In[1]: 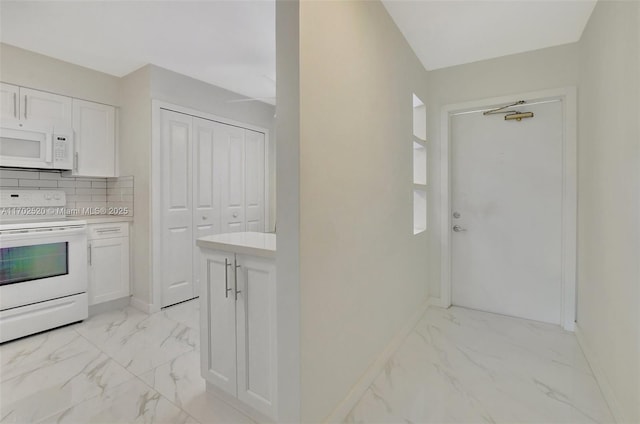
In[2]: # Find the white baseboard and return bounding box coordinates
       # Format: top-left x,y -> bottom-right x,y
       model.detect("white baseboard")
575,324 -> 626,423
89,296 -> 131,316
205,383 -> 273,424
324,298 -> 430,423
130,296 -> 152,314
427,295 -> 449,308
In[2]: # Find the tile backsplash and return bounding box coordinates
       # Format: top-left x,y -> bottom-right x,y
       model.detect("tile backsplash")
0,169 -> 134,216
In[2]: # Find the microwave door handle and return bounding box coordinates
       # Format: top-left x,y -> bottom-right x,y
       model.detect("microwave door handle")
45,133 -> 53,163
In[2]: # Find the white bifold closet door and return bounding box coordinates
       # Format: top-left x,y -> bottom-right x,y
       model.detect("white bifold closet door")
244,129 -> 266,232
161,109 -> 195,307
160,109 -> 266,308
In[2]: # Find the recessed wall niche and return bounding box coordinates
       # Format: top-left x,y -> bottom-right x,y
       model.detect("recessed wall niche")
413,141 -> 427,185
413,189 -> 427,235
412,93 -> 427,235
413,94 -> 426,141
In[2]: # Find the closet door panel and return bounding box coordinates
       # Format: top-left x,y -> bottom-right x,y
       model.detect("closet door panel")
215,122 -> 245,233
161,109 -> 195,307
193,118 -> 220,294
244,130 -> 265,232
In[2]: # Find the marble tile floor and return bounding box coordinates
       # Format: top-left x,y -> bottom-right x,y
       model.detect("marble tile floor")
346,306 -> 615,424
1,301 -> 615,424
0,299 -> 254,424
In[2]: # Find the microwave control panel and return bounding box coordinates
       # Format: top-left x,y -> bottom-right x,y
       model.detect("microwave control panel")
52,132 -> 73,169
54,135 -> 69,161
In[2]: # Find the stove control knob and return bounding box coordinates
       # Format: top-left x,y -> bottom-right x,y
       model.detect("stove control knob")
44,194 -> 52,200
53,194 -> 61,200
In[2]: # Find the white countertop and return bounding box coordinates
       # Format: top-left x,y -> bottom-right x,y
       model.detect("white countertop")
67,215 -> 134,224
197,232 -> 276,258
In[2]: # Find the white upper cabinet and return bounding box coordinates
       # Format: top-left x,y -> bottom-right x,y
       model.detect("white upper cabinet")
0,83 -> 118,177
21,87 -> 72,128
71,99 -> 116,177
0,83 -> 20,122
1,84 -> 72,128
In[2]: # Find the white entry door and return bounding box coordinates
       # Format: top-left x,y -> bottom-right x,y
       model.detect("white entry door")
161,109 -> 196,307
451,100 -> 564,324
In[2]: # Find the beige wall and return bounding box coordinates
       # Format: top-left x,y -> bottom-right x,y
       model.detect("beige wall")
274,1 -> 301,420
119,66 -> 152,305
298,1 -> 429,421
426,43 -> 580,299
0,43 -> 120,106
576,1 -> 640,422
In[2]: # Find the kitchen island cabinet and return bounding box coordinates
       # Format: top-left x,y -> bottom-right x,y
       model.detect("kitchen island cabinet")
196,232 -> 277,422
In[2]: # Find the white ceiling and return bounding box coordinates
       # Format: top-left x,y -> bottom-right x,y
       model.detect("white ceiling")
0,1 -> 276,103
1,1 -> 596,102
382,0 -> 597,71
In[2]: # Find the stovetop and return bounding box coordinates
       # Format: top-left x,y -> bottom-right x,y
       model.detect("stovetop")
0,189 -> 86,231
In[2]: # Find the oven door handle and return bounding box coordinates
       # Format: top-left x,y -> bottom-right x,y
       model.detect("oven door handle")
0,226 -> 87,241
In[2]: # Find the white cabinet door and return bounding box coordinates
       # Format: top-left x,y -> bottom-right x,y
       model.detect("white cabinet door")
0,83 -> 19,122
244,130 -> 265,232
201,250 -> 237,397
235,254 -> 277,418
21,87 -> 72,128
72,99 -> 116,177
192,117 -> 221,295
88,237 -> 130,305
161,109 -> 195,307
215,122 -> 246,233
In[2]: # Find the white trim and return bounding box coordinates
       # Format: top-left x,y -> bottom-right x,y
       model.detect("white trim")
325,299 -> 430,423
438,87 -> 578,331
130,296 -> 153,314
427,295 -> 449,308
151,100 -> 271,312
575,324 -> 625,423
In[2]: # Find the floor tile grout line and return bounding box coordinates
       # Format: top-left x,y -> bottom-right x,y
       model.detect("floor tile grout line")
71,304 -> 199,376
130,370 -> 203,424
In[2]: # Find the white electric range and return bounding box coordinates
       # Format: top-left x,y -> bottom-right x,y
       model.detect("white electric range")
0,189 -> 88,343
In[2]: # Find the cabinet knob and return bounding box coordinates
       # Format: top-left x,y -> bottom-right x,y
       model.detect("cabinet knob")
232,212 -> 239,218
202,216 -> 208,220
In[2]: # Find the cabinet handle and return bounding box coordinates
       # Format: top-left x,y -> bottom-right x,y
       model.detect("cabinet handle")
88,244 -> 92,265
24,95 -> 27,119
234,259 -> 241,301
96,228 -> 121,233
224,258 -> 232,298
13,92 -> 17,118
74,152 -> 78,172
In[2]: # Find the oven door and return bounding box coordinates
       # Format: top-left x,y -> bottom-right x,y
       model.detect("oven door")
0,226 -> 87,310
0,122 -> 53,169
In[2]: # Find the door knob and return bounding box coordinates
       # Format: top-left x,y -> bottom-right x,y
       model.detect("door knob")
453,211 -> 461,219
452,225 -> 467,232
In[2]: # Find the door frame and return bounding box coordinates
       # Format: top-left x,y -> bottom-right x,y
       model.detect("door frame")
438,87 -> 577,331
150,100 -> 271,312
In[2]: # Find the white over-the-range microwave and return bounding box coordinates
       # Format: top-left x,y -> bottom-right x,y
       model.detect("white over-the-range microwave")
0,121 -> 74,170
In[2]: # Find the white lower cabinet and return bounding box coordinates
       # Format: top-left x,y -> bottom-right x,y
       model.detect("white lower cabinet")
200,250 -> 277,420
87,223 -> 130,305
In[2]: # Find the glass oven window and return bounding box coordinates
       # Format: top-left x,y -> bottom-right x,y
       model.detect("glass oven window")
0,242 -> 69,286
